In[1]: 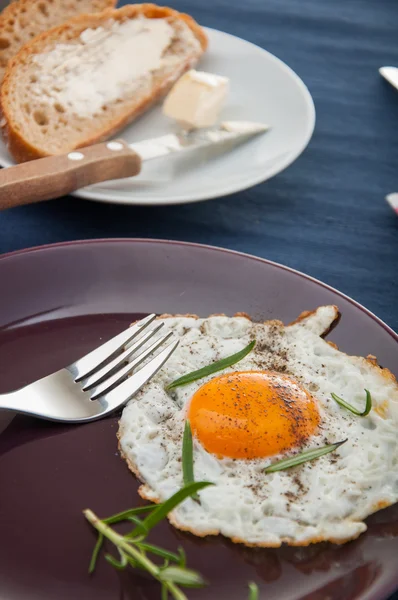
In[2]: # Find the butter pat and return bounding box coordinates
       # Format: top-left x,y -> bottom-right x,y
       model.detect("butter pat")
163,70 -> 229,129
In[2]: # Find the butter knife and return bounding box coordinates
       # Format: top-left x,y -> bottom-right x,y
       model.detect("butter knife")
0,121 -> 268,210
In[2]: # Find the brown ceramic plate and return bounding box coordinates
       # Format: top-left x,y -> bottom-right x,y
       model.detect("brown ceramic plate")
0,239 -> 397,600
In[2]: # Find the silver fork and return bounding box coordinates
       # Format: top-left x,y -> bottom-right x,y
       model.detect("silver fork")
0,314 -> 178,423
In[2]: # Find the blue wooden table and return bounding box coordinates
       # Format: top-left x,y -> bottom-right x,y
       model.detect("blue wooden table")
1,0 -> 397,332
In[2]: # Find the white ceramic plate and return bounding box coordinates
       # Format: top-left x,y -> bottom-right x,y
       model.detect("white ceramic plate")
0,27 -> 316,206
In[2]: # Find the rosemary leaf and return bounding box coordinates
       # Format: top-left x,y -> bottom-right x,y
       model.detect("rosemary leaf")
177,547 -> 186,568
103,505 -> 155,525
126,515 -> 149,539
133,481 -> 213,536
88,533 -> 103,574
166,340 -> 256,390
331,389 -> 372,416
248,582 -> 259,600
105,550 -> 128,570
264,439 -> 347,473
182,420 -> 198,501
135,542 -> 181,563
161,566 -> 207,588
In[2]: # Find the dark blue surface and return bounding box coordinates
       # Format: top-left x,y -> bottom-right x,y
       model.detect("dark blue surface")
1,0 -> 397,337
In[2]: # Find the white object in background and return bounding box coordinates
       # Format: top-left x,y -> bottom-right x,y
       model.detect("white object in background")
163,69 -> 229,129
379,66 -> 398,91
386,193 -> 398,216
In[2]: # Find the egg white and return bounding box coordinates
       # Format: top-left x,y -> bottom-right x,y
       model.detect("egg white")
118,306 -> 398,546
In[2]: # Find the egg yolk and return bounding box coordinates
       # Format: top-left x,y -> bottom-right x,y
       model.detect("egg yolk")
188,371 -> 320,459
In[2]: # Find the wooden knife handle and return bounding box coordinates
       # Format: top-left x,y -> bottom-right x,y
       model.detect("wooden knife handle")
0,140 -> 142,210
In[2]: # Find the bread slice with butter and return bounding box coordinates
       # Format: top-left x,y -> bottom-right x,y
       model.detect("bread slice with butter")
1,3 -> 207,162
0,0 -> 116,86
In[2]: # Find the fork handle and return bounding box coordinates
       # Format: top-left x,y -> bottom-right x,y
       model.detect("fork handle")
0,140 -> 142,210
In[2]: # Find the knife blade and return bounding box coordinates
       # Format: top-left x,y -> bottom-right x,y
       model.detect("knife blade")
0,121 -> 268,209
129,121 -> 269,161
379,66 -> 398,91
95,120 -> 269,189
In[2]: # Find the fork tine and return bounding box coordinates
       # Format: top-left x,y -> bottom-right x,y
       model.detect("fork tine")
90,332 -> 174,401
68,314 -> 156,381
99,339 -> 179,411
81,322 -> 164,391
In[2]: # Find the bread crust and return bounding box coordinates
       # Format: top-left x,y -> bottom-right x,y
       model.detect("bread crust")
0,4 -> 207,162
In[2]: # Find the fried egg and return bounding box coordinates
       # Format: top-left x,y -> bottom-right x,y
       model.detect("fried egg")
118,306 -> 398,547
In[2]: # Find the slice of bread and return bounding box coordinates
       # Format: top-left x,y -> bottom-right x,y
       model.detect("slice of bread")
1,3 -> 207,162
0,0 -> 116,85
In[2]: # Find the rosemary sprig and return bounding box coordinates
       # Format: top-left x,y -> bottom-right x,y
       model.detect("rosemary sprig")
85,509 -> 204,599
85,483 -> 260,599
84,481 -> 213,600
248,582 -> 259,600
182,420 -> 199,501
166,340 -> 256,390
263,439 -> 347,473
331,389 -> 372,416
